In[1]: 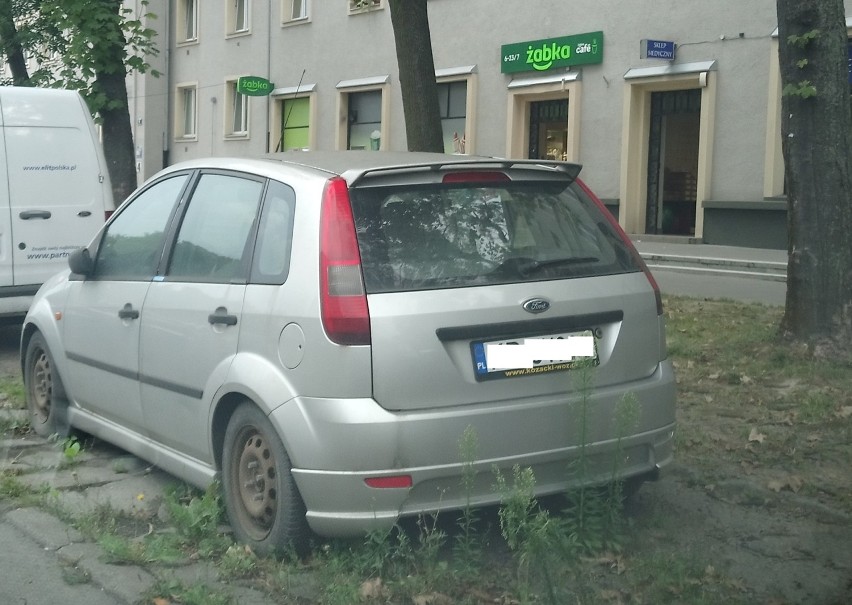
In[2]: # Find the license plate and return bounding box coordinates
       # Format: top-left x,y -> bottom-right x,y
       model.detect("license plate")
471,330 -> 598,381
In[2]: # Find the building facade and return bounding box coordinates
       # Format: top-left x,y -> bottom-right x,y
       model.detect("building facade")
125,0 -> 852,249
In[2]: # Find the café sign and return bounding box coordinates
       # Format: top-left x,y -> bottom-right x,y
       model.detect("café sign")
237,76 -> 274,96
501,31 -> 604,74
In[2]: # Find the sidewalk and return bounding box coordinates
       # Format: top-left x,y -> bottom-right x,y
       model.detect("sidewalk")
631,237 -> 787,282
0,423 -> 269,604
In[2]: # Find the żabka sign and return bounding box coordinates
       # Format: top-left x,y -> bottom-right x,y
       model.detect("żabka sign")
501,32 -> 603,74
237,76 -> 274,96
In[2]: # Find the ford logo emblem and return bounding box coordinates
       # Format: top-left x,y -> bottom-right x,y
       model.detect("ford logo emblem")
522,298 -> 550,314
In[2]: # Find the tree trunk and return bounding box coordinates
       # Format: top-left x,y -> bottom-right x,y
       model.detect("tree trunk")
94,0 -> 138,204
97,69 -> 137,204
388,0 -> 444,153
776,0 -> 852,359
0,0 -> 31,85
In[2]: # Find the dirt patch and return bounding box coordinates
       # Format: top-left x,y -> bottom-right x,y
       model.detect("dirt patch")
636,297 -> 852,604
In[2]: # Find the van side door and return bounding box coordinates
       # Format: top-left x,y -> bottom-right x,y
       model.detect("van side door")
6,120 -> 107,287
0,123 -> 11,291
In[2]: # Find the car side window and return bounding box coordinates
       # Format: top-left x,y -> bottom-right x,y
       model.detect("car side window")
94,175 -> 188,280
250,180 -> 296,285
168,173 -> 264,283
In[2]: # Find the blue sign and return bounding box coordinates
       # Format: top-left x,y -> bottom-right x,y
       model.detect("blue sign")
642,39 -> 676,61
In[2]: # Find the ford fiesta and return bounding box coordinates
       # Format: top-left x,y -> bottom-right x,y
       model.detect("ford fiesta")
22,152 -> 675,554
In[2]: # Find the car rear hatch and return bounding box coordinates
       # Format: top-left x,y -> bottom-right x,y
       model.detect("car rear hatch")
347,160 -> 664,412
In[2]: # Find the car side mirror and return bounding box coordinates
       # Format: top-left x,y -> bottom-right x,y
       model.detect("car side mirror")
68,247 -> 94,276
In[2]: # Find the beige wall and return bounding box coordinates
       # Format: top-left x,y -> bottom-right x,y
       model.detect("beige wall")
126,0 -> 852,234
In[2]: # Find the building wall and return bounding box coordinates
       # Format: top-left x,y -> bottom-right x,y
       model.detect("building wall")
125,0 -> 852,246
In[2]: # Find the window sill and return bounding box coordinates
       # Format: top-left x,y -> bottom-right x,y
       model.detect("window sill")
225,30 -> 251,39
281,16 -> 310,28
175,135 -> 198,143
348,3 -> 383,15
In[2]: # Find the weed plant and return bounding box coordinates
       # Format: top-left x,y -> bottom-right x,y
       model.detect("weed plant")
453,424 -> 482,578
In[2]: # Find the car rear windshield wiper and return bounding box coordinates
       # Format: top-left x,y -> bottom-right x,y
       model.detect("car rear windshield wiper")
518,256 -> 599,276
493,256 -> 600,278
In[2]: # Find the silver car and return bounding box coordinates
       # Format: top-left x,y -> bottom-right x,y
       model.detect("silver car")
22,152 -> 675,554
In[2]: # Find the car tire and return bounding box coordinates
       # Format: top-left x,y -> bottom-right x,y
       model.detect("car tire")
24,332 -> 70,438
222,402 -> 308,556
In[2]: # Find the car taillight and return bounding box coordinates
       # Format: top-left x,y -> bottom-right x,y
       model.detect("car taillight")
319,177 -> 371,345
577,179 -> 664,316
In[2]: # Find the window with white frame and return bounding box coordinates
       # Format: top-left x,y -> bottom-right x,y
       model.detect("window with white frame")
349,0 -> 382,14
438,80 -> 468,154
225,80 -> 249,137
178,0 -> 198,43
227,0 -> 250,34
176,85 -> 197,139
282,0 -> 309,24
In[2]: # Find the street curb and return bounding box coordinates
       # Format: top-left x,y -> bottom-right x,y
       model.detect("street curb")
641,253 -> 787,282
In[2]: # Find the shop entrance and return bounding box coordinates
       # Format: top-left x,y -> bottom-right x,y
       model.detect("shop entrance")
646,89 -> 701,235
528,99 -> 569,160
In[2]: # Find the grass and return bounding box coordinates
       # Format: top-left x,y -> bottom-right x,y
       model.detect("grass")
0,375 -> 28,434
2,295 -> 851,603
664,296 -> 852,514
0,376 -> 25,408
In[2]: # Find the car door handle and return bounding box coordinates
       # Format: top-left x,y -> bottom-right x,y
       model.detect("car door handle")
118,303 -> 140,320
19,210 -> 52,220
208,307 -> 238,326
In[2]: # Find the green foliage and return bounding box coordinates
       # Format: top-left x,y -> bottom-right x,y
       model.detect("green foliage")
62,435 -> 82,461
782,28 -> 821,100
6,0 -> 159,114
146,578 -> 235,605
0,472 -> 32,499
47,433 -> 84,464
495,465 -> 560,604
164,483 -> 227,554
786,29 -> 820,48
218,544 -> 261,579
0,414 -> 29,435
453,424 -> 482,576
783,81 -> 818,98
98,532 -> 150,565
0,377 -> 26,409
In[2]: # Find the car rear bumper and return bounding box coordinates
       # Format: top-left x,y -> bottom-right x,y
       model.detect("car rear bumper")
276,360 -> 676,537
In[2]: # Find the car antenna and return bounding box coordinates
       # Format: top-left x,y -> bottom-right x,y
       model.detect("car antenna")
275,69 -> 306,153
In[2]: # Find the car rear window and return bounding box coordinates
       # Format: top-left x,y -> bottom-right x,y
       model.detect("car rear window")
349,180 -> 641,293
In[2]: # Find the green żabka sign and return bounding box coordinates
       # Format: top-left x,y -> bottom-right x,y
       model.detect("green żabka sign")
237,76 -> 274,96
501,31 -> 604,74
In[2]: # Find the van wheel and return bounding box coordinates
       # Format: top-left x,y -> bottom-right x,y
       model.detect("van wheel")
222,402 -> 308,556
24,332 -> 69,438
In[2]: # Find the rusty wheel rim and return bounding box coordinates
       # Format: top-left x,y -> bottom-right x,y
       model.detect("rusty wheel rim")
29,349 -> 52,424
233,426 -> 278,539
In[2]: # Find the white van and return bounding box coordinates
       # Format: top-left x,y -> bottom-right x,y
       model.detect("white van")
0,87 -> 114,318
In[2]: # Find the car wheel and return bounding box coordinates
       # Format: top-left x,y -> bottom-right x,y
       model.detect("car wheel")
24,332 -> 69,438
222,402 -> 308,556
